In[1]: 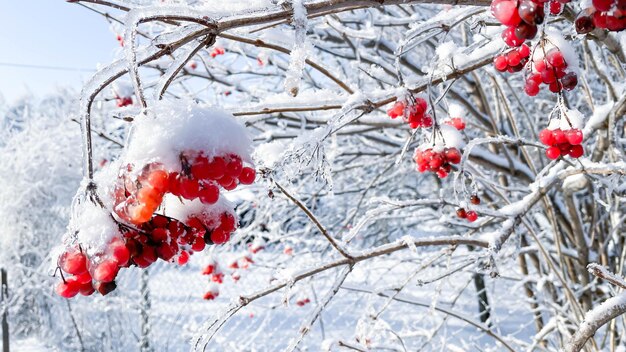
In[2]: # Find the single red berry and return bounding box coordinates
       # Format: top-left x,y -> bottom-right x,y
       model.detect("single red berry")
211,228 -> 230,245
494,55 -> 509,71
191,156 -> 211,180
93,260 -> 119,282
568,144 -> 584,158
94,281 -> 117,296
545,146 -> 561,160
456,208 -> 467,218
566,129 -> 583,145
470,195 -> 481,205
179,178 -> 200,200
539,129 -> 555,146
239,167 -> 256,185
146,170 -> 169,193
207,157 -> 226,180
79,282 -> 95,296
226,156 -> 243,177
524,81 -> 540,96
60,250 -> 88,275
466,211 -> 478,222
491,0 -> 523,26
110,238 -> 130,266
199,183 -> 220,204
56,279 -> 80,298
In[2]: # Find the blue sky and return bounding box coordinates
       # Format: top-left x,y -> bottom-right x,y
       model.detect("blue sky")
0,0 -> 118,103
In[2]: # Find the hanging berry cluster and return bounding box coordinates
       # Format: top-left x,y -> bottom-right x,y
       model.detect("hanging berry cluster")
538,105 -> 585,159
386,95 -> 433,129
55,102 -> 255,299
413,125 -> 465,179
494,44 -> 531,73
576,0 -> 626,33
525,46 -> 578,95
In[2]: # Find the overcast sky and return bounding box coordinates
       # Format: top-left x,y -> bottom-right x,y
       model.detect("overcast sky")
0,0 -> 118,103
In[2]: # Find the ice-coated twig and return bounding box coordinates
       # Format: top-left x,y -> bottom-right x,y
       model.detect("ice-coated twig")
285,265 -> 353,352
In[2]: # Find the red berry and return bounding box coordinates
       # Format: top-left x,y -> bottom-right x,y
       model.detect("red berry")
491,0 -> 523,26
210,228 -> 230,245
93,260 -> 119,282
539,129 -> 555,145
549,1 -> 562,14
524,81 -> 540,96
546,50 -> 565,68
179,178 -> 200,200
199,183 -> 220,204
494,55 -> 509,71
146,170 -> 169,193
110,238 -> 130,266
56,279 -> 80,298
593,0 -> 613,12
466,211 -> 478,222
545,146 -> 561,159
177,251 -> 190,266
207,157 -> 226,180
456,208 -> 467,218
387,101 -> 405,119
566,129 -> 583,145
60,250 -> 88,275
79,282 -> 95,296
94,281 -> 117,296
168,173 -> 181,196
191,156 -> 212,180
445,148 -> 462,164
552,129 -> 567,144
470,195 -> 481,205
239,167 -> 256,185
518,43 -> 531,58
226,156 -> 243,177
502,26 -> 525,47
569,144 -> 584,158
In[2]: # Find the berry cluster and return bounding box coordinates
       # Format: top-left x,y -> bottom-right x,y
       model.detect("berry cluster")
492,0 -> 542,45
387,97 -> 433,129
456,195 -> 481,223
210,46 -> 225,58
55,208 -> 238,298
443,117 -> 466,131
576,0 -> 626,33
539,127 -> 584,159
200,240 -> 265,300
494,44 -> 531,73
524,48 -> 578,95
414,147 -> 462,178
114,152 -> 255,226
116,96 -> 133,107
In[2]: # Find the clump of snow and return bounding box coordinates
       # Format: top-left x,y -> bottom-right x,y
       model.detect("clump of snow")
547,107 -> 584,130
436,41 -> 458,60
254,140 -> 288,168
448,103 -> 465,118
284,0 -> 309,97
161,194 -> 235,223
123,100 -> 252,174
67,200 -> 120,257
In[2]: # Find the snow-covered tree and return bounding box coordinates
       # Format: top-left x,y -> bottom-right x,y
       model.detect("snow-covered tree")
2,0 -> 626,351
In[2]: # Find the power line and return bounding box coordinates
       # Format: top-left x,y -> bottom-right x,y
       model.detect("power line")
0,62 -> 96,72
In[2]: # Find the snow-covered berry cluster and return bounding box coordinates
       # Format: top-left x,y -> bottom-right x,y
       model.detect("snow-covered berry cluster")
387,96 -> 433,129
55,101 -> 255,298
456,194 -> 481,223
525,47 -> 578,95
414,147 -> 461,179
210,46 -> 225,58
576,0 -> 626,33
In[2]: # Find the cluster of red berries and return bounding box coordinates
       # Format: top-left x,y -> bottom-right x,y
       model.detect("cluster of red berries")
443,117 -> 466,131
387,97 -> 433,129
414,147 -> 462,178
539,126 -> 584,159
494,44 -> 531,73
492,0 -> 571,45
210,47 -> 225,58
55,209 -> 238,299
576,0 -> 626,33
456,195 -> 481,222
114,152 -> 255,226
525,48 -> 578,95
200,240 -> 265,300
115,96 -> 133,107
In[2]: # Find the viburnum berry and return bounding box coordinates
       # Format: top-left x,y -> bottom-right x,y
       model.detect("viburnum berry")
59,249 -> 88,275
93,259 -> 119,283
56,278 -> 80,298
466,211 -> 479,222
444,117 -> 466,131
386,96 -> 431,129
470,195 -> 481,205
95,281 -> 117,296
539,126 -> 584,159
456,208 -> 467,218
